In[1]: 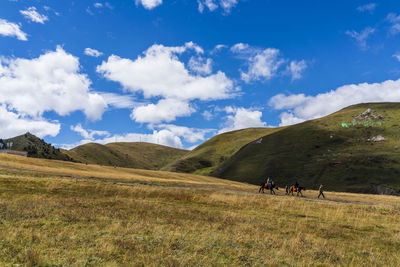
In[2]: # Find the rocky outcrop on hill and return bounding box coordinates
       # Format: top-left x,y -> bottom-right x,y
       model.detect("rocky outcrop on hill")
353,108 -> 384,122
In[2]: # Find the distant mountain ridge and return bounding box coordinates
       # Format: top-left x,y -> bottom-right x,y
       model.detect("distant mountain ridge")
2,133 -> 188,171
63,142 -> 188,170
2,102 -> 400,194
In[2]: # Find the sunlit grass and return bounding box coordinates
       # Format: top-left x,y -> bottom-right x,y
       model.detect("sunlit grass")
0,154 -> 399,266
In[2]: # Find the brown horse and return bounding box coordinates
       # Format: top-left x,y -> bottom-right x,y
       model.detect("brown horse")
259,183 -> 279,195
287,186 -> 306,196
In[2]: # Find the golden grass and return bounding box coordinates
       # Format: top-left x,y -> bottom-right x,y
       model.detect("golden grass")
0,154 -> 399,266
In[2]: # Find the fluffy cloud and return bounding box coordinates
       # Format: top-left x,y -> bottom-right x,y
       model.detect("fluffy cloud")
20,7 -> 48,24
97,42 -> 234,123
197,0 -> 238,13
345,27 -> 375,49
230,43 -> 250,53
387,13 -> 400,35
71,124 -> 110,140
84,48 -> 103,57
131,99 -> 195,124
97,42 -> 232,100
231,43 -> 307,82
155,124 -> 215,143
240,48 -> 285,83
357,3 -> 377,13
287,60 -> 307,81
0,46 -> 107,120
202,110 -> 213,120
0,18 -> 27,41
219,107 -> 266,133
269,79 -> 400,126
0,105 -> 60,139
135,0 -> 163,10
188,56 -> 212,75
393,53 -> 400,62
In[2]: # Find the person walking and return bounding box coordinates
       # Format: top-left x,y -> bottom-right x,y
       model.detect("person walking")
318,184 -> 325,199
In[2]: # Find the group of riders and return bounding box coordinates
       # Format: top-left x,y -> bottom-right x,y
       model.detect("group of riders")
259,177 -> 325,198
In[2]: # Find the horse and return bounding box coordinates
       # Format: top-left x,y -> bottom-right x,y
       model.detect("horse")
287,186 -> 306,197
259,183 -> 279,195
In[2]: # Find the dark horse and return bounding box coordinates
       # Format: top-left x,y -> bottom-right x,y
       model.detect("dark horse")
287,186 -> 306,197
259,183 -> 279,194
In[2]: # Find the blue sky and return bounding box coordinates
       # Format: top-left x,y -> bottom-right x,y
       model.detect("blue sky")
1,0 -> 400,149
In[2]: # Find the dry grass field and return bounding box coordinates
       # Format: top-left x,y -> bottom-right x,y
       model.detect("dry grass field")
0,154 -> 399,266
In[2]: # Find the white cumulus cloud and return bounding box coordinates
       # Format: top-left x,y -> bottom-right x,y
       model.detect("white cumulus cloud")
155,124 -> 215,143
0,46 -> 107,120
20,7 -> 48,24
84,48 -> 104,57
188,56 -> 212,75
136,0 -> 163,10
240,48 -> 285,83
71,123 -> 110,140
131,99 -> 195,124
0,18 -> 27,41
219,107 -> 266,133
97,42 -> 233,100
97,42 -> 234,124
269,79 -> 400,126
230,43 -> 250,53
393,52 -> 400,62
0,105 -> 60,139
197,0 -> 238,14
287,60 -> 307,81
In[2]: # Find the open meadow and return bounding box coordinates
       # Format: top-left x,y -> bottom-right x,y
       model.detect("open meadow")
0,154 -> 399,266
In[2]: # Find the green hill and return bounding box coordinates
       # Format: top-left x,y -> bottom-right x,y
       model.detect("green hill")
212,103 -> 400,194
2,132 -> 72,161
163,127 -> 284,175
64,142 -> 188,170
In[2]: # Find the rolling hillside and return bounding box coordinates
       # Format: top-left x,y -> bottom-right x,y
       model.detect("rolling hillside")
0,154 -> 399,266
2,132 -> 72,161
64,142 -> 188,170
212,103 -> 400,194
163,127 -> 284,175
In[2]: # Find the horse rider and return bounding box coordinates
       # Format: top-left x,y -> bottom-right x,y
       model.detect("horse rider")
294,181 -> 299,191
266,177 -> 272,189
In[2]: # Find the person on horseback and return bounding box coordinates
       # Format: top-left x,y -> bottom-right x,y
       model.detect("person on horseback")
266,177 -> 272,189
294,181 -> 299,191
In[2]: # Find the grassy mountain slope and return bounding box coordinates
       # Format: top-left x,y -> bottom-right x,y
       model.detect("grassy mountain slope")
64,142 -> 188,170
213,103 -> 400,194
0,154 -> 399,266
163,127 -> 284,175
2,132 -> 72,161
